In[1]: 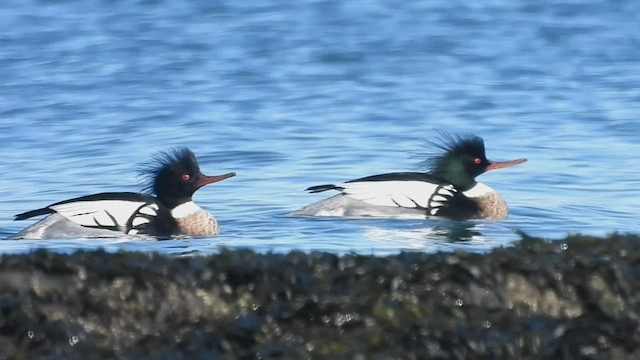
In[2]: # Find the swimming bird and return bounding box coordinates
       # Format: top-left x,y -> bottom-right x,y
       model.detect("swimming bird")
10,148 -> 235,239
293,134 -> 526,220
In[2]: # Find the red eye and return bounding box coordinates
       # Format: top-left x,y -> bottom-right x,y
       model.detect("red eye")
181,174 -> 190,181
474,158 -> 482,165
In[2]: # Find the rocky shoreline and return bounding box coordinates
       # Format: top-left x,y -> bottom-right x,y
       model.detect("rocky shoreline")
1,233 -> 639,359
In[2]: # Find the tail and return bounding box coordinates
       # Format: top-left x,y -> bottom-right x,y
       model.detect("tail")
305,184 -> 344,193
14,207 -> 54,220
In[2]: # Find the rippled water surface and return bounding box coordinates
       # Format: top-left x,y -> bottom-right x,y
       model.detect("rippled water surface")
1,0 -> 639,255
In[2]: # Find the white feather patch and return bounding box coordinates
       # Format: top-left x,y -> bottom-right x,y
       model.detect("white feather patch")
138,204 -> 159,216
463,183 -> 495,198
131,217 -> 150,227
171,201 -> 203,219
431,195 -> 448,202
340,181 -> 441,208
427,185 -> 458,215
51,200 -> 153,228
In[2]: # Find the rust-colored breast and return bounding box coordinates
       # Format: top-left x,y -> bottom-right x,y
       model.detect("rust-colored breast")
175,211 -> 219,236
474,192 -> 509,220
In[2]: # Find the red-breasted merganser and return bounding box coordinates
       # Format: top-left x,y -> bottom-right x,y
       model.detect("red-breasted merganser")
10,148 -> 235,239
293,134 -> 526,220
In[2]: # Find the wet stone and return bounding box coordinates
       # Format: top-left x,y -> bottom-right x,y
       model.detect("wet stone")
0,233 -> 639,359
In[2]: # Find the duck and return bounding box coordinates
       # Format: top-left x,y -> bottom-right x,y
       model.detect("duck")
292,133 -> 526,220
10,148 -> 235,239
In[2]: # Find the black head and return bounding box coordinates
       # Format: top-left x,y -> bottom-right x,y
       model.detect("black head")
420,133 -> 526,191
140,148 -> 236,209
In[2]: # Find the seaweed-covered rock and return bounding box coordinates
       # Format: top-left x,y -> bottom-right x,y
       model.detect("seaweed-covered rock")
0,233 -> 639,359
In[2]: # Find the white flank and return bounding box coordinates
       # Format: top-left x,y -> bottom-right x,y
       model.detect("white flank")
462,182 -> 495,198
171,201 -> 203,219
341,181 -> 441,208
51,200 -> 154,228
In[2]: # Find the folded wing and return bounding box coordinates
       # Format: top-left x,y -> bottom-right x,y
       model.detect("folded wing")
15,192 -> 171,235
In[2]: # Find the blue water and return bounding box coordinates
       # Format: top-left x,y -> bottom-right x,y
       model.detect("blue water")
1,0 -> 639,255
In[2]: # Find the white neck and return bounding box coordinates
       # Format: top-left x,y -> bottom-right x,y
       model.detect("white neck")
462,182 -> 495,198
171,201 -> 202,219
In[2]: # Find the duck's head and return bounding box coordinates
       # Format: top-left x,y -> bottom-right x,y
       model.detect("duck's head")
422,133 -> 526,191
141,148 -> 235,209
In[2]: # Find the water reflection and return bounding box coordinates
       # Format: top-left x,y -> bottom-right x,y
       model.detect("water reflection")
364,220 -> 512,253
